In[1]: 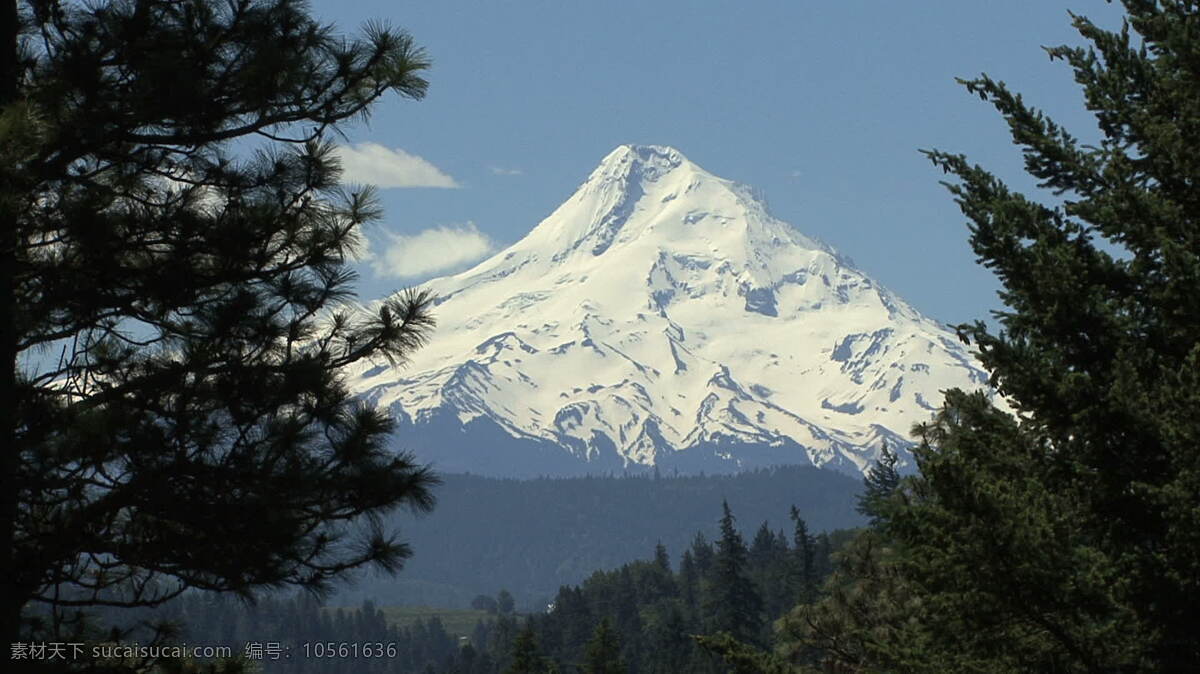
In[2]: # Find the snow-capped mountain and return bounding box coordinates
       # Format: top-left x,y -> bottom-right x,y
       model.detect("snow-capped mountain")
347,145 -> 994,476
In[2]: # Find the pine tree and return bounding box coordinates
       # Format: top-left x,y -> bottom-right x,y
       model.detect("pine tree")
704,501 -> 763,646
506,622 -> 542,674
678,549 -> 700,618
776,529 -> 916,672
689,532 -> 715,579
747,521 -> 789,625
855,443 -> 899,526
612,567 -> 642,649
554,586 -> 593,658
632,550 -> 675,605
747,521 -> 777,574
581,618 -> 626,674
788,506 -> 816,605
2,0 -> 439,645
653,541 -> 671,574
811,2 -> 1200,670
765,527 -> 793,619
643,600 -> 691,674
693,631 -> 792,674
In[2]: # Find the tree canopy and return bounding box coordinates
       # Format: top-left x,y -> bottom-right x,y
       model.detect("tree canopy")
788,2 -> 1200,671
854,443 -> 898,527
2,0 -> 439,648
705,501 -> 764,646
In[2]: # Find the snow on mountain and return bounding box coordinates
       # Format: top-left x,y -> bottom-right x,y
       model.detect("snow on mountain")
346,145 -> 995,476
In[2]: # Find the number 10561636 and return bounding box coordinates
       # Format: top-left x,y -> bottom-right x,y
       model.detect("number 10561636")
301,642 -> 397,659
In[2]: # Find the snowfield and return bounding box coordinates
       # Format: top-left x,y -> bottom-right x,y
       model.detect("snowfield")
346,145 -> 997,476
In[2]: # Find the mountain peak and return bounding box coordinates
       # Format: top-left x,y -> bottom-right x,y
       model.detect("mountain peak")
349,147 -> 1001,478
486,144 -> 832,274
585,144 -> 694,190
603,143 -> 687,168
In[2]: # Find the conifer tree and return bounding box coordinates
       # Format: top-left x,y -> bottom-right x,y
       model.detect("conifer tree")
506,622 -> 542,674
581,618 -> 625,674
693,631 -> 791,674
855,443 -> 899,526
555,586 -> 593,657
1,0 -> 439,645
789,507 -> 817,606
747,521 -> 787,621
810,2 -> 1200,670
704,501 -> 763,646
678,549 -> 700,616
612,567 -> 642,646
748,521 -> 777,573
653,541 -> 671,574
689,532 -> 715,578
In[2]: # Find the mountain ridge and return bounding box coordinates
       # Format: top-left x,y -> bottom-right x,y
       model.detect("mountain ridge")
348,144 -> 995,476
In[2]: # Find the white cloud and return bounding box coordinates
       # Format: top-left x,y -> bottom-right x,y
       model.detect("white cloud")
336,143 -> 459,188
370,223 -> 495,279
490,166 -> 524,176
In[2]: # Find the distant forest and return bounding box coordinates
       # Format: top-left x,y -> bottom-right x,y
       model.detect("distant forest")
331,466 -> 864,610
137,497 -> 854,673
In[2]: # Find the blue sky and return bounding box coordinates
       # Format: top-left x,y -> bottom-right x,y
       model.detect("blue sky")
307,0 -> 1128,328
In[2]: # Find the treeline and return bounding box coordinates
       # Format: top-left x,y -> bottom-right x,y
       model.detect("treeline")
339,466 -> 864,610
663,6 -> 1200,670
435,503 -> 853,673
128,501 -> 851,673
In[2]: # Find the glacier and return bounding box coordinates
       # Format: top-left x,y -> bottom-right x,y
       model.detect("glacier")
346,145 -> 996,476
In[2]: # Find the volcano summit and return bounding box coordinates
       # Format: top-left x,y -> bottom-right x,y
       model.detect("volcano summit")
347,145 -> 995,476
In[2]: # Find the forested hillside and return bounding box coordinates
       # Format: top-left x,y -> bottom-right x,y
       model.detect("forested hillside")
332,467 -> 864,609
132,500 -> 853,673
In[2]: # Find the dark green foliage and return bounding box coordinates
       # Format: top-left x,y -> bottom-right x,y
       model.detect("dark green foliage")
678,550 -> 700,617
704,501 -> 764,645
777,530 -> 924,672
641,599 -> 692,674
124,502 -> 851,672
749,523 -> 794,621
690,531 -> 716,579
909,1 -> 1200,667
486,615 -> 522,672
581,619 -> 625,674
748,522 -> 778,576
787,2 -> 1200,671
505,623 -> 542,674
3,0 -> 439,648
652,541 -> 670,575
789,507 -> 817,606
854,444 -> 899,526
456,503 -> 849,673
693,632 -> 792,674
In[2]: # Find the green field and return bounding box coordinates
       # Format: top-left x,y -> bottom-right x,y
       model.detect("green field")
377,606 -> 495,638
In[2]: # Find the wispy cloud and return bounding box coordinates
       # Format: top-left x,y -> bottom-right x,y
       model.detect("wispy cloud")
490,166 -> 524,176
370,223 -> 495,279
336,143 -> 459,188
